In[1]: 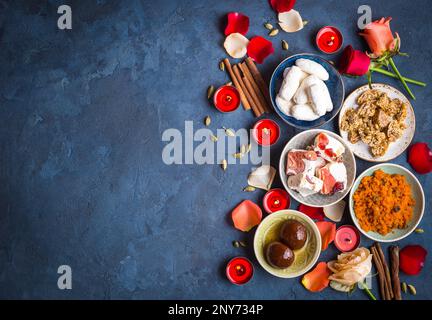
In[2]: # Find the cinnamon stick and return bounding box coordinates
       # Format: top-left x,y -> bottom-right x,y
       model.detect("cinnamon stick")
238,64 -> 266,115
374,243 -> 394,299
245,57 -> 272,110
390,246 -> 402,300
233,64 -> 261,117
371,246 -> 387,300
239,62 -> 270,113
223,58 -> 251,111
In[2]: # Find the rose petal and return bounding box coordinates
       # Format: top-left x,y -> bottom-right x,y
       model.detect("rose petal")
232,200 -> 263,232
400,245 -> 427,275
316,221 -> 336,251
248,165 -> 276,191
269,0 -> 296,13
224,12 -> 250,36
224,33 -> 249,59
301,262 -> 332,292
323,200 -> 345,222
298,204 -> 325,221
408,142 -> 432,174
278,10 -> 303,33
247,36 -> 274,64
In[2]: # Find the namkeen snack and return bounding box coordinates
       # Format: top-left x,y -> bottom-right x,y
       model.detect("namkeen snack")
340,89 -> 407,157
353,169 -> 415,235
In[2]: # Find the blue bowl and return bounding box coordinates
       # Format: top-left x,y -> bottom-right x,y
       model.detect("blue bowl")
269,53 -> 345,129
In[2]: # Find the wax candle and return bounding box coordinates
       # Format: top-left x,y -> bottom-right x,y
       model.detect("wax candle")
226,257 -> 254,285
252,119 -> 280,146
213,85 -> 240,113
334,225 -> 360,252
316,26 -> 343,54
263,188 -> 290,214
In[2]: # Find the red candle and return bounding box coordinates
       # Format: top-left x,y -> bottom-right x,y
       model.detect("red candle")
334,225 -> 360,252
252,119 -> 280,146
316,26 -> 343,54
226,257 -> 254,285
213,85 -> 240,113
263,188 -> 290,214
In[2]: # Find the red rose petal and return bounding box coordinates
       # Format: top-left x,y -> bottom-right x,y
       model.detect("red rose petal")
316,221 -> 336,251
269,0 -> 296,13
232,200 -> 263,232
408,142 -> 432,174
298,204 -> 325,221
224,12 -> 250,36
247,36 -> 274,64
400,245 -> 427,275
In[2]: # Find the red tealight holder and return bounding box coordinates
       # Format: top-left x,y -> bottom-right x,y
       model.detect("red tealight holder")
252,119 -> 280,146
226,257 -> 254,285
263,188 -> 290,214
213,85 -> 240,113
316,26 -> 343,54
334,225 -> 361,252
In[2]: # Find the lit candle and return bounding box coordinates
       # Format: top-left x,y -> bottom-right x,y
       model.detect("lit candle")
252,119 -> 280,146
226,257 -> 254,285
263,188 -> 290,214
316,26 -> 343,54
334,225 -> 360,252
213,85 -> 240,113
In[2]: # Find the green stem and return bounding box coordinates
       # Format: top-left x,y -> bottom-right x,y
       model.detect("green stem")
388,57 -> 415,100
370,67 -> 426,87
359,281 -> 377,301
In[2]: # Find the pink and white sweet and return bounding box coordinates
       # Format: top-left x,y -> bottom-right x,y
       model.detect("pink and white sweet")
286,133 -> 347,197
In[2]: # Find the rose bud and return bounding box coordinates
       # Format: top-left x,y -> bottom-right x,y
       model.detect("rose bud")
338,45 -> 371,76
359,17 -> 399,57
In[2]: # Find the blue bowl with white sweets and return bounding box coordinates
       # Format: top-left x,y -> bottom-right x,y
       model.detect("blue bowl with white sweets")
269,53 -> 345,129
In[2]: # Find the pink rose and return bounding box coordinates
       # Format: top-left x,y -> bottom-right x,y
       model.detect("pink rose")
359,17 -> 399,57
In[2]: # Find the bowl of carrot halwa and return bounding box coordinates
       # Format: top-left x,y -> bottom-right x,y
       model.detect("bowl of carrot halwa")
349,163 -> 425,242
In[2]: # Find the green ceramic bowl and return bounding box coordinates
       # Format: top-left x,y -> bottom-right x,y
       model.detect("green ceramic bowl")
349,163 -> 425,243
253,210 -> 321,278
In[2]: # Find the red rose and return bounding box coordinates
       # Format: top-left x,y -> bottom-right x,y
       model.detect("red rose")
338,45 -> 371,76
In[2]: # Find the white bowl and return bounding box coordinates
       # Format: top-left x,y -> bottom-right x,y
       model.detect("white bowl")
338,83 -> 415,162
349,163 -> 425,242
279,129 -> 356,207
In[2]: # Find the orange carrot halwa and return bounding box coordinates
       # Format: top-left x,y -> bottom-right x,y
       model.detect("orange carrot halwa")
353,169 -> 415,235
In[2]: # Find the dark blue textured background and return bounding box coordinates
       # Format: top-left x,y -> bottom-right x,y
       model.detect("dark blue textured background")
0,0 -> 430,299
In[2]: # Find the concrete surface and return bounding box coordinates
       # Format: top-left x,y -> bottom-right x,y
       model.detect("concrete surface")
0,0 -> 430,299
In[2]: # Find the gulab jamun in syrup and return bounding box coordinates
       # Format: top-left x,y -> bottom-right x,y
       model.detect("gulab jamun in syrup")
280,220 -> 308,250
266,241 -> 295,269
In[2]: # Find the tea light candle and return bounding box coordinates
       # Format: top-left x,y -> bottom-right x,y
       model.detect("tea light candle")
226,257 -> 254,285
252,119 -> 280,146
334,225 -> 360,252
263,188 -> 290,214
213,85 -> 240,113
316,26 -> 343,54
